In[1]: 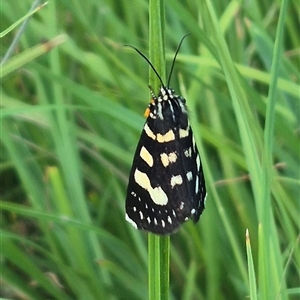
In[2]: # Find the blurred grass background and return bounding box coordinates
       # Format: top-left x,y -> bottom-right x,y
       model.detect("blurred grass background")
1,0 -> 299,299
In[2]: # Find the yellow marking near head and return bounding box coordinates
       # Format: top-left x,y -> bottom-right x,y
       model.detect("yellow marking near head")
144,107 -> 150,117
143,99 -> 155,118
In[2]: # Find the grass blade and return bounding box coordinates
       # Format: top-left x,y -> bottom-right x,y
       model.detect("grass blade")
148,1 -> 170,300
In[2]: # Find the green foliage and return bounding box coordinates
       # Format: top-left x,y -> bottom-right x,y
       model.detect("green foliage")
147,2 -> 170,300
1,0 -> 299,299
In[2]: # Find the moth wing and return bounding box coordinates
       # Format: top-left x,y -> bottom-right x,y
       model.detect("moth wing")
125,119 -> 204,235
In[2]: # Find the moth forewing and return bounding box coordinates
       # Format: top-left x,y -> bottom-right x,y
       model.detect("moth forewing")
125,87 -> 206,235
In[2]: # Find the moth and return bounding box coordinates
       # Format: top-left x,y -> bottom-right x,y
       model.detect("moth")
125,36 -> 206,235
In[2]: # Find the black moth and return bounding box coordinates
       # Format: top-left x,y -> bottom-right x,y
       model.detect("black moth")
125,36 -> 206,235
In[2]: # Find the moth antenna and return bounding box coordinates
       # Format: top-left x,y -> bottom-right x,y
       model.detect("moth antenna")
167,34 -> 190,87
124,45 -> 165,87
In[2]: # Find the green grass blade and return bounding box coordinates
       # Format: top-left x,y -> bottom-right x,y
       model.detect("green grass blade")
1,34 -> 67,78
0,2 -> 48,38
259,0 -> 289,298
148,1 -> 170,300
205,0 -> 262,200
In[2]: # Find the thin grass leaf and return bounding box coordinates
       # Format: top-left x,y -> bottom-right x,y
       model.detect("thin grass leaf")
0,2 -> 48,38
259,1 -> 289,298
147,1 -> 170,300
1,34 -> 67,78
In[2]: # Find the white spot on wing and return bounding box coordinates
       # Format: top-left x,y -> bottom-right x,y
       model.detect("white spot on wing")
139,211 -> 144,220
186,171 -> 193,181
184,147 -> 192,157
134,169 -> 168,205
144,123 -> 156,140
179,127 -> 189,138
195,175 -> 199,194
196,155 -> 201,170
160,152 -> 178,167
170,175 -> 183,187
168,152 -> 177,163
140,146 -> 154,167
151,186 -> 168,205
157,129 -> 175,143
134,169 -> 151,191
160,153 -> 169,167
192,136 -> 196,151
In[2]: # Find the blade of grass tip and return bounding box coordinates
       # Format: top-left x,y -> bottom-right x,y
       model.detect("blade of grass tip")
148,1 -> 169,300
0,1 -> 47,48
246,229 -> 258,300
